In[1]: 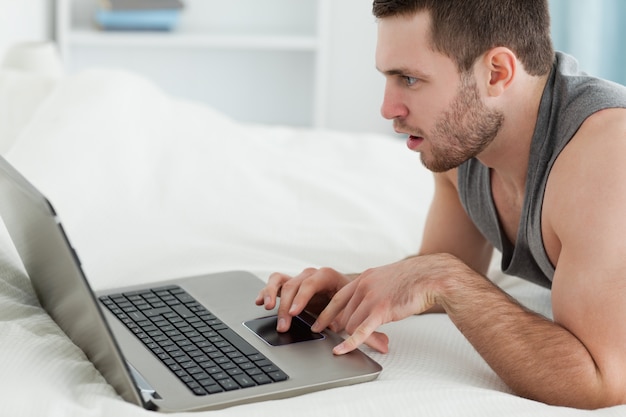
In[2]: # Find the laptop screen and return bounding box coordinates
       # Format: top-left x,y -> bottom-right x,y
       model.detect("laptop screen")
0,156 -> 144,407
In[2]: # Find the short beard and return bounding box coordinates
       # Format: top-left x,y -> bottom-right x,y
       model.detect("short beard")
424,73 -> 504,172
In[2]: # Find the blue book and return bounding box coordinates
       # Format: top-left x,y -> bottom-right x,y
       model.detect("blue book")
99,0 -> 184,10
95,9 -> 182,31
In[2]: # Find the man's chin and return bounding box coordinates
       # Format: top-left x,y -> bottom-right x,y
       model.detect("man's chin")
420,155 -> 461,173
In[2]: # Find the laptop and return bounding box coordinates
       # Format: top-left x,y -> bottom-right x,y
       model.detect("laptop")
0,155 -> 382,412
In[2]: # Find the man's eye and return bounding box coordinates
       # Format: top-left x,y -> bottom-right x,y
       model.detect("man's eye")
403,76 -> 418,86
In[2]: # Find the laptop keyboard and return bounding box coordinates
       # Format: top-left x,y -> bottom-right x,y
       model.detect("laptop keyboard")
99,285 -> 289,396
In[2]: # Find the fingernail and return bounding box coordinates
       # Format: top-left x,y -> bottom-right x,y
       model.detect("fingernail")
333,343 -> 346,355
288,303 -> 299,315
277,318 -> 287,332
311,321 -> 320,333
264,296 -> 271,306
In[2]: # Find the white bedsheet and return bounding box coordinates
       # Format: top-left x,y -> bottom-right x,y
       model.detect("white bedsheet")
0,68 -> 623,416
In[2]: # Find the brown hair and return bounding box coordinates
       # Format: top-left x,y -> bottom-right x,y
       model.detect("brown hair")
372,0 -> 554,76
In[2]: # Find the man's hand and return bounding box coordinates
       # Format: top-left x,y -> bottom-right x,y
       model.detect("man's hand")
255,254 -> 463,355
255,267 -> 390,353
311,253 -> 461,355
255,267 -> 350,331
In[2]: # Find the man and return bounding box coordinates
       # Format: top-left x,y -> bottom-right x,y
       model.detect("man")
256,0 -> 626,409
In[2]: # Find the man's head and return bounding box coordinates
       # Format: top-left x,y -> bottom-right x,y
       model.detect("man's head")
372,0 -> 554,77
374,0 -> 554,172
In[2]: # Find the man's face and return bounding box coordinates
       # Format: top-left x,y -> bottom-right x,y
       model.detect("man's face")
376,12 -> 503,172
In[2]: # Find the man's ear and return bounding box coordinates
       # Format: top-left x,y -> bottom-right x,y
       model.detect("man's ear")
482,47 -> 516,97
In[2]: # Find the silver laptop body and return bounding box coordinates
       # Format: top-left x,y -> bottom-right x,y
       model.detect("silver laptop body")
0,155 -> 382,412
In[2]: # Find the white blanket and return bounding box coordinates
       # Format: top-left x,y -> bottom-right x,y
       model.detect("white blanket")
0,68 -> 623,416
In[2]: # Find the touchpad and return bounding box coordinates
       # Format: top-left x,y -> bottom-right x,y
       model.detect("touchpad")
244,315 -> 325,346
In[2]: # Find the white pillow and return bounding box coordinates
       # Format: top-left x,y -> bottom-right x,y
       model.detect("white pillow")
0,69 -> 59,154
7,69 -> 433,288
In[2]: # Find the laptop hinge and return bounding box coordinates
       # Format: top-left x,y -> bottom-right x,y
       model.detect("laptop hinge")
127,361 -> 162,405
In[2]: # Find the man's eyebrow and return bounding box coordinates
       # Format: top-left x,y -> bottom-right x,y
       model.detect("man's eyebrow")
376,66 -> 429,78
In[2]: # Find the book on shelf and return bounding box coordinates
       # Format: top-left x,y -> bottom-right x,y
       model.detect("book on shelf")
99,0 -> 184,10
95,0 -> 185,31
94,9 -> 182,31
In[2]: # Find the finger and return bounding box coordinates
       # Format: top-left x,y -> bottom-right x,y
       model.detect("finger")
255,272 -> 291,309
332,315 -> 382,355
327,309 -> 347,333
328,314 -> 388,353
363,331 -> 389,354
311,280 -> 357,333
287,267 -> 340,316
335,282 -> 369,331
325,273 -> 376,333
275,268 -> 318,332
326,317 -> 388,353
258,272 -> 291,308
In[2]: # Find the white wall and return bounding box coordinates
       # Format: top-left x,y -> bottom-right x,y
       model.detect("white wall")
0,0 -> 52,60
323,1 -> 392,135
1,0 -> 392,136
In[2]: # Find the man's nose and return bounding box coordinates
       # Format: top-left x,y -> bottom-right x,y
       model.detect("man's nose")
380,84 -> 408,120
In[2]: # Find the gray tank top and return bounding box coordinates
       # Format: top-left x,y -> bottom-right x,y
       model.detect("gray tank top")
458,52 -> 626,288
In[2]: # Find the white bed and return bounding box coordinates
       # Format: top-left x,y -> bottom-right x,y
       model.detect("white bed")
0,66 -> 624,417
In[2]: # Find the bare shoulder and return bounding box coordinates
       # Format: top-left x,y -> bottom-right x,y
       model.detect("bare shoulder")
575,107 -> 626,148
545,107 -> 626,237
559,107 -> 626,158
543,106 -> 626,287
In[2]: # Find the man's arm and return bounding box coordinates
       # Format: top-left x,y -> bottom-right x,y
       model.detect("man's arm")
316,243 -> 626,409
419,170 -> 493,274
317,109 -> 626,408
441,110 -> 626,408
539,108 -> 626,407
431,259 -> 625,409
414,170 -> 494,314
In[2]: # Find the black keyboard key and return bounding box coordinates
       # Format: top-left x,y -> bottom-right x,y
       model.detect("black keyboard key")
172,304 -> 195,318
244,367 -> 262,376
226,368 -> 244,376
204,384 -> 224,394
233,374 -> 256,388
127,311 -> 148,322
217,378 -> 239,391
251,373 -> 272,385
175,292 -> 195,304
218,328 -> 259,356
144,306 -> 173,318
268,370 -> 289,382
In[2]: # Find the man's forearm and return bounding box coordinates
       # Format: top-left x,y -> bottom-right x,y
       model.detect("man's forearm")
435,261 -> 612,409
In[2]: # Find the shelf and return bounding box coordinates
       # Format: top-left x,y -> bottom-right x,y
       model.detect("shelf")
66,29 -> 319,51
55,0 -> 331,128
